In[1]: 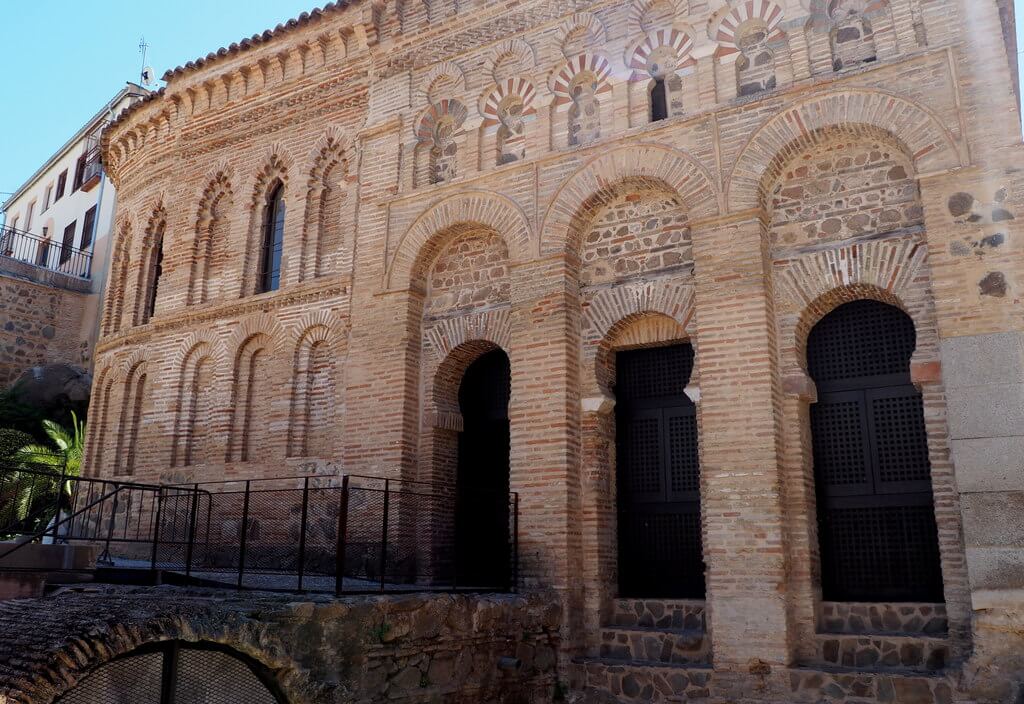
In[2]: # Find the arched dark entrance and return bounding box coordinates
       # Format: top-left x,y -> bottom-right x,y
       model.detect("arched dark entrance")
808,300 -> 944,602
56,641 -> 286,703
615,343 -> 705,598
455,349 -> 511,587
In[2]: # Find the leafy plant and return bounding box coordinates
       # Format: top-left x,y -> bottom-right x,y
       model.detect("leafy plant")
14,411 -> 85,481
0,414 -> 85,539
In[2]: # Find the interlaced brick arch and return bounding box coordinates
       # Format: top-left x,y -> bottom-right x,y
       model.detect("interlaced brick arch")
103,217 -> 136,336
113,355 -> 148,476
541,144 -> 719,257
85,361 -> 118,475
226,331 -> 279,462
242,146 -> 293,296
287,311 -> 344,459
169,332 -> 227,468
727,90 -> 963,212
134,203 -> 168,326
301,127 -> 353,282
189,170 -> 234,305
708,0 -> 786,54
386,191 -> 532,291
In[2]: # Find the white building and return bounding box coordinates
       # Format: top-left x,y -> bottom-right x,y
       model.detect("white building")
0,83 -> 150,384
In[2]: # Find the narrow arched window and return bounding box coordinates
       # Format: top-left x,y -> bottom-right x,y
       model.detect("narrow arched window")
259,183 -> 286,293
650,78 -> 669,122
141,224 -> 164,325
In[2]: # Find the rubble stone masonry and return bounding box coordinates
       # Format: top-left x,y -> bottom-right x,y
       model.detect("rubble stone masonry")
64,0 -> 1024,701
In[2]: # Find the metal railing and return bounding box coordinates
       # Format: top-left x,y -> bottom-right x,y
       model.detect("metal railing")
0,469 -> 518,595
0,225 -> 93,279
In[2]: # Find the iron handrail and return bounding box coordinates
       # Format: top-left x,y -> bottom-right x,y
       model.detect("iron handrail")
0,469 -> 520,596
0,484 -> 124,562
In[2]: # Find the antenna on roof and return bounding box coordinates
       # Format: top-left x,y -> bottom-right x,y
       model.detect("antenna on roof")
139,36 -> 154,86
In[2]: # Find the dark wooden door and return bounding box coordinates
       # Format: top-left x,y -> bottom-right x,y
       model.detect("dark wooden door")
456,350 -> 511,588
809,300 -> 944,602
616,344 -> 705,599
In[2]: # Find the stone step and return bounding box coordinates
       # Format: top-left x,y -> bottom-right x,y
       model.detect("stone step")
570,660 -> 952,704
788,665 -> 952,704
609,598 -> 706,631
598,626 -> 710,665
809,632 -> 950,672
571,657 -> 713,703
819,601 -> 947,635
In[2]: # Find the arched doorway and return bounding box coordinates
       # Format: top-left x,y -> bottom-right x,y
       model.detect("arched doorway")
616,343 -> 705,598
57,641 -> 286,703
808,300 -> 944,602
456,349 -> 512,587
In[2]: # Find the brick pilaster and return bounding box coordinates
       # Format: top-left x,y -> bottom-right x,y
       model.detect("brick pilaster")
691,215 -> 792,667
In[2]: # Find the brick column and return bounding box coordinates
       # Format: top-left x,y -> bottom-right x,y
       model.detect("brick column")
691,214 -> 792,667
508,256 -> 583,628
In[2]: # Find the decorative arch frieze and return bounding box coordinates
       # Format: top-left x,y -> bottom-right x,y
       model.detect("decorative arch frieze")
626,28 -> 695,77
709,0 -> 786,55
480,79 -> 537,128
550,53 -> 614,107
727,90 -> 964,211
629,0 -> 686,35
484,39 -> 537,82
387,191 -> 533,290
541,144 -> 719,257
419,61 -> 467,101
558,13 -> 607,58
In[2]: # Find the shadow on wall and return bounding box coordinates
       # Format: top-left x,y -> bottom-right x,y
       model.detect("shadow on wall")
0,364 -> 91,441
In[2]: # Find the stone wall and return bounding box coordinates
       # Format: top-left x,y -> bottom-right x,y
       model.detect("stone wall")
0,587 -> 562,704
0,260 -> 93,387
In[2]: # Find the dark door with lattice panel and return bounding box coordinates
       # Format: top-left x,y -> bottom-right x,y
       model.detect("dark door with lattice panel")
56,641 -> 286,703
808,300 -> 944,603
456,349 -> 512,588
615,343 -> 705,599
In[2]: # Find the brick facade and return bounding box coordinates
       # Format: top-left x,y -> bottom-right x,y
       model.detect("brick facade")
87,0 -> 1024,701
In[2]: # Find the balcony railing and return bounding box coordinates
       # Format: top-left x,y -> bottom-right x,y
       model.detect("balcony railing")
0,225 -> 93,279
81,148 -> 103,192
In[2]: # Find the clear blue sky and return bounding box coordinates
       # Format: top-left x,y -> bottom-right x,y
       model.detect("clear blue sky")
2,0 -> 1024,202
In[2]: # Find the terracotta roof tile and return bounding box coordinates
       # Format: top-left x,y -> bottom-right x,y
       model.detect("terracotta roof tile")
105,2 -> 353,135
162,2 -> 351,80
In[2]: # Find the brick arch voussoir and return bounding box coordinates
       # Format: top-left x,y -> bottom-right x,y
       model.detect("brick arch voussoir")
387,191 -> 533,290
728,90 -> 963,212
226,314 -> 287,359
31,610 -> 321,704
541,144 -> 720,257
429,338 -> 508,416
292,314 -> 347,368
586,281 -> 695,395
116,348 -> 150,383
791,282 -> 912,376
169,330 -> 227,376
424,308 -> 513,365
306,126 -> 352,187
